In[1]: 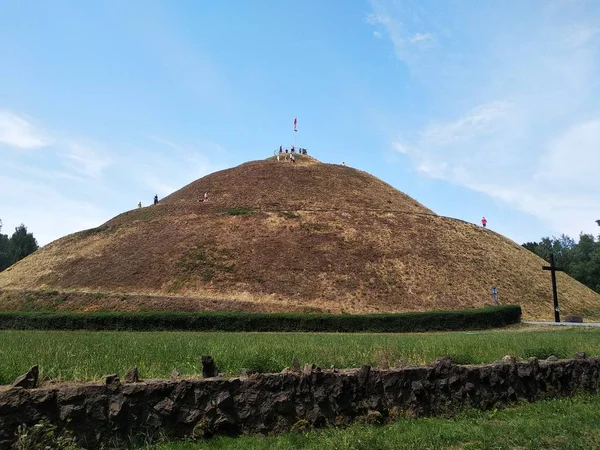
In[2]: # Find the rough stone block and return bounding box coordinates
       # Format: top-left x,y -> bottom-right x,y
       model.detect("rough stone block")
11,365 -> 39,389
202,356 -> 218,378
292,357 -> 301,372
125,367 -> 140,383
105,374 -> 120,392
565,315 -> 583,323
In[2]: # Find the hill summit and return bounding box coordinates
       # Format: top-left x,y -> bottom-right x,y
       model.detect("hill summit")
1,154 -> 599,320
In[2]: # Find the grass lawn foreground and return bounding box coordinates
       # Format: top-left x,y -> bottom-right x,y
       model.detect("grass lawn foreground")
147,394 -> 600,449
1,325 -> 599,384
2,325 -> 600,449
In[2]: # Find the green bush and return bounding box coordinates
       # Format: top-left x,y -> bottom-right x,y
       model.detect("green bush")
14,420 -> 80,450
224,207 -> 254,216
0,305 -> 521,332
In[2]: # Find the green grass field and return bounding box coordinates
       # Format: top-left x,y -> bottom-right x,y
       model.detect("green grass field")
146,394 -> 600,450
1,325 -> 599,384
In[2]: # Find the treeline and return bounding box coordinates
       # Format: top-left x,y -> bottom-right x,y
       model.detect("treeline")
0,219 -> 39,272
523,230 -> 600,293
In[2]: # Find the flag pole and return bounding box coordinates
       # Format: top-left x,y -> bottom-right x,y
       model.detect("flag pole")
294,117 -> 298,150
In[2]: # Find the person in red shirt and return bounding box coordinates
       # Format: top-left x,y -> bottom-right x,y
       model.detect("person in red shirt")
481,216 -> 487,228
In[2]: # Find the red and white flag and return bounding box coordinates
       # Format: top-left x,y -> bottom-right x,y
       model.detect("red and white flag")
293,117 -> 297,132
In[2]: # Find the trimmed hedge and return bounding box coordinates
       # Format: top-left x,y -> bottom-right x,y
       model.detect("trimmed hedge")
0,305 -> 521,332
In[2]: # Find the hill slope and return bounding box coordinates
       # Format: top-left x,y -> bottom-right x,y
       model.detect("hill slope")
1,155 -> 598,320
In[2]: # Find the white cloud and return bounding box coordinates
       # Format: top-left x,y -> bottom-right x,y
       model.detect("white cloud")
0,110 -> 52,149
392,100 -> 523,186
535,120 -> 600,188
0,134 -> 227,245
3,162 -> 85,183
409,32 -> 435,45
140,173 -> 178,198
125,135 -> 227,199
395,109 -> 600,238
367,10 -> 405,60
147,135 -> 227,156
391,141 -> 408,154
146,135 -> 187,152
420,101 -> 513,147
416,159 -> 447,178
0,176 -> 110,246
367,1 -> 435,62
564,26 -> 598,47
380,0 -> 600,239
61,142 -> 112,178
0,112 -> 229,245
0,110 -> 112,179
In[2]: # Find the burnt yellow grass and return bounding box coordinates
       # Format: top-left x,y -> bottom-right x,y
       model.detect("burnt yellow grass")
1,155 -> 599,320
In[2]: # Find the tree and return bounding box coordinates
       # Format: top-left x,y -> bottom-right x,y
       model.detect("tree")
8,224 -> 39,265
522,230 -> 600,294
0,220 -> 9,271
521,235 -> 574,269
522,241 -> 540,253
0,220 -> 39,272
568,234 -> 600,292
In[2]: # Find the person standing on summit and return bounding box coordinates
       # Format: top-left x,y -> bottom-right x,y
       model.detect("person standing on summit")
481,216 -> 487,228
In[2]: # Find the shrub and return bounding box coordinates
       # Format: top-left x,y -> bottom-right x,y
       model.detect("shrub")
224,207 -> 254,216
0,306 -> 521,332
14,420 -> 80,450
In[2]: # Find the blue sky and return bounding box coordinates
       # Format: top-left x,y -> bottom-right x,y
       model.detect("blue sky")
1,0 -> 599,246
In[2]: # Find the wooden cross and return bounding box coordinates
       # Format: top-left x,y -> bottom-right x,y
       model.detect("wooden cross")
542,253 -> 563,323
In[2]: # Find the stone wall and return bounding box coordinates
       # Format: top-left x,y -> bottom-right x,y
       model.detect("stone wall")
1,356 -> 599,449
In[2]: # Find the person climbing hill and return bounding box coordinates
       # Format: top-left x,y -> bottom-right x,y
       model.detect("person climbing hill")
481,216 -> 487,228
